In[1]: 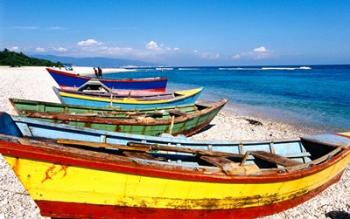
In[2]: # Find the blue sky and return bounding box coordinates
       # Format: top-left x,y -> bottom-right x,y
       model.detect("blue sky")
1,0 -> 350,66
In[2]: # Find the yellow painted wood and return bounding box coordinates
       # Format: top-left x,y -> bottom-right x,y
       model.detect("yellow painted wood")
59,88 -> 202,105
339,132 -> 350,138
4,152 -> 350,210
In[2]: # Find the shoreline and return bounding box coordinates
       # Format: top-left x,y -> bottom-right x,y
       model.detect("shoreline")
191,108 -> 321,142
0,66 -> 348,218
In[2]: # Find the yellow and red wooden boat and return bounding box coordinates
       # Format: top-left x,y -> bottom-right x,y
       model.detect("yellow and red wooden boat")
57,87 -> 203,109
0,130 -> 349,218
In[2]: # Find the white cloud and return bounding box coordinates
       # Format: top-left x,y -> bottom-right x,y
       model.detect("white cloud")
35,47 -> 46,52
145,40 -> 179,53
9,46 -> 19,51
193,50 -> 220,60
74,43 -> 135,57
53,47 -> 67,52
20,39 -> 180,61
77,39 -> 102,47
253,46 -> 268,53
201,52 -> 220,60
48,26 -> 66,30
252,46 -> 270,59
232,46 -> 271,60
232,54 -> 241,59
146,41 -> 160,50
90,46 -> 133,55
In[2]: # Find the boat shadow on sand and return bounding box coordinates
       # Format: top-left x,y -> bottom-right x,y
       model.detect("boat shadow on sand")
194,124 -> 216,135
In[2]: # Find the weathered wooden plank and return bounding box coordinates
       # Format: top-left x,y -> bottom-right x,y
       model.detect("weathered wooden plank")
251,151 -> 302,167
200,156 -> 233,167
127,142 -> 244,158
200,155 -> 239,175
168,109 -> 187,117
199,156 -> 260,175
123,151 -> 157,160
239,152 -> 250,166
57,139 -> 150,152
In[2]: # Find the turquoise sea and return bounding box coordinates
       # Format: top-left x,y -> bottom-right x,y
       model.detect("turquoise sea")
105,65 -> 350,131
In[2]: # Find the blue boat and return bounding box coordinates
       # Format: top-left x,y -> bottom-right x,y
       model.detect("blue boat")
2,112 -> 349,161
46,67 -> 168,91
57,87 -> 203,109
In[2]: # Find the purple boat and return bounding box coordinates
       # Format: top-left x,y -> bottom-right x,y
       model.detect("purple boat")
46,68 -> 167,92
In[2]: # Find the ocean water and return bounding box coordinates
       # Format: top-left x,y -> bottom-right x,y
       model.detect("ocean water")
105,65 -> 350,131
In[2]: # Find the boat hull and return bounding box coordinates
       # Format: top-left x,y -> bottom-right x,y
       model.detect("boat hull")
33,172 -> 343,218
1,139 -> 349,219
58,88 -> 203,109
7,113 -> 350,155
10,98 -> 200,114
12,99 -> 227,136
47,68 -> 167,92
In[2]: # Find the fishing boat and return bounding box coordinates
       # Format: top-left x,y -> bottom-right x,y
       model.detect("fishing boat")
58,79 -> 197,99
10,98 -> 227,136
61,78 -> 167,97
57,87 -> 203,109
10,97 -> 214,115
0,111 -> 348,156
46,67 -> 168,92
0,117 -> 349,218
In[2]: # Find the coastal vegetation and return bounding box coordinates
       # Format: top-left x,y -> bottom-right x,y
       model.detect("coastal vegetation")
0,49 -> 63,67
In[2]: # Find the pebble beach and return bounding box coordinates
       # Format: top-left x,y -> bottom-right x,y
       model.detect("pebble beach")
0,66 -> 349,218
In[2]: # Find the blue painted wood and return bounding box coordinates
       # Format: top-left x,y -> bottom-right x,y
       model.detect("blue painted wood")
301,134 -> 350,147
1,113 -> 313,158
59,91 -> 201,109
5,113 -> 347,163
0,113 -> 23,137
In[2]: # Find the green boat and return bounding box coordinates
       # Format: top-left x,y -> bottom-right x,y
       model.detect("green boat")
10,98 -> 227,136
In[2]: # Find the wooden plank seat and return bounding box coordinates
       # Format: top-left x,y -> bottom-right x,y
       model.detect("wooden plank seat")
199,155 -> 259,175
168,109 -> 188,117
251,151 -> 302,167
123,151 -> 162,160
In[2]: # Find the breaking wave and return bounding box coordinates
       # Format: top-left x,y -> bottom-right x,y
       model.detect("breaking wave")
219,66 -> 312,71
155,67 -> 174,71
261,66 -> 312,70
178,68 -> 200,71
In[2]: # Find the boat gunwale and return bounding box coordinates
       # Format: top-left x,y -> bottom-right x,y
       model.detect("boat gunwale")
59,86 -> 176,98
9,98 -> 203,112
58,87 -> 203,105
15,99 -> 226,126
12,114 -> 306,145
46,67 -> 167,82
0,135 -> 348,184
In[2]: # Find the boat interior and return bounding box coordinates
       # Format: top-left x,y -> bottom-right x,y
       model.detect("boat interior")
11,99 -> 214,120
58,85 -> 176,100
0,111 -> 348,176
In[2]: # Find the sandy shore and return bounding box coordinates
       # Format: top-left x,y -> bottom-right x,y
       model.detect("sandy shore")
0,66 -> 349,218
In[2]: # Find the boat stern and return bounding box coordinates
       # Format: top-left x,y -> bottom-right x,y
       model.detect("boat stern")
0,112 -> 23,137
